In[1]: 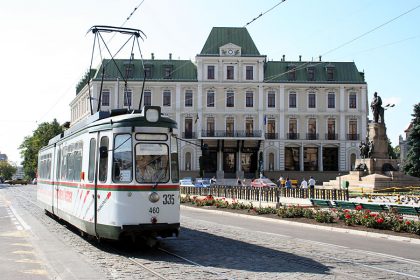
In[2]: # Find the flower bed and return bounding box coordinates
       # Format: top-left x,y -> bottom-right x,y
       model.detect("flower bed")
181,195 -> 420,238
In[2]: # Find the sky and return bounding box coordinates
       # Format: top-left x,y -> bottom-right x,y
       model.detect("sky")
1,0 -> 420,165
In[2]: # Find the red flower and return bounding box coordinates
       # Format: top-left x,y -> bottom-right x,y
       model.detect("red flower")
355,205 -> 363,211
370,213 -> 377,217
344,209 -> 349,213
405,220 -> 411,225
364,215 -> 369,219
376,218 -> 384,224
345,214 -> 351,219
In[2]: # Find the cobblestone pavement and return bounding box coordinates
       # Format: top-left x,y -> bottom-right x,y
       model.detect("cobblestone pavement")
2,185 -> 420,279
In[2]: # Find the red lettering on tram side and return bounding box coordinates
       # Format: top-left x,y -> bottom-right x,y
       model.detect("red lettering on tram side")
57,189 -> 73,203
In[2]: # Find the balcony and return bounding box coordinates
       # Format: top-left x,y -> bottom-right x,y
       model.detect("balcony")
287,133 -> 299,140
347,133 -> 359,141
201,130 -> 262,138
265,133 -> 278,140
182,132 -> 195,139
306,133 -> 319,140
325,133 -> 338,140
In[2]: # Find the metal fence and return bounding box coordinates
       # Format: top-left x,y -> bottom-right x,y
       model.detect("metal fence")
181,186 -> 349,203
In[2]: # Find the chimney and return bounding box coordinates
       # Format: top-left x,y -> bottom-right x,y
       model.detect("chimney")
282,54 -> 285,61
169,53 -> 172,60
130,53 -> 134,60
151,53 -> 154,60
319,55 -> 322,62
299,55 -> 302,62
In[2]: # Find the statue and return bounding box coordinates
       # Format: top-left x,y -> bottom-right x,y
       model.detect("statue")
359,141 -> 368,159
368,140 -> 374,158
370,92 -> 384,123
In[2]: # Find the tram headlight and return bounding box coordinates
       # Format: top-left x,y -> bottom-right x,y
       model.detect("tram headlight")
145,108 -> 159,122
149,192 -> 160,203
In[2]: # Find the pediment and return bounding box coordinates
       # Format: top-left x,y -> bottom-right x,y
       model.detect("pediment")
219,43 -> 241,56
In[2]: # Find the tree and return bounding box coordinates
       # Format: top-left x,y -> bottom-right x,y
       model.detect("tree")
19,119 -> 64,179
0,161 -> 17,180
403,103 -> 420,177
387,138 -> 397,159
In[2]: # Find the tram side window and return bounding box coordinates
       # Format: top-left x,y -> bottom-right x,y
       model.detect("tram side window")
88,139 -> 96,182
61,147 -> 68,180
113,134 -> 132,182
99,136 -> 109,182
74,141 -> 83,182
56,148 -> 61,180
171,136 -> 179,183
39,153 -> 52,179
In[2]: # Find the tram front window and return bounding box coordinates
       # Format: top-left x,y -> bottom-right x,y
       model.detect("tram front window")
135,143 -> 169,183
113,134 -> 133,182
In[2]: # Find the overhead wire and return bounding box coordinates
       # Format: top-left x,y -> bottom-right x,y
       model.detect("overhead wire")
244,0 -> 286,27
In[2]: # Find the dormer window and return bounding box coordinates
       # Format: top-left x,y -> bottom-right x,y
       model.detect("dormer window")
326,66 -> 335,81
144,65 -> 152,79
307,67 -> 315,81
287,64 -> 296,81
163,65 -> 173,79
125,65 -> 133,79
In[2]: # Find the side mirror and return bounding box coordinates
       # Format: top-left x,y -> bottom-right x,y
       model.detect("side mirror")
99,146 -> 108,159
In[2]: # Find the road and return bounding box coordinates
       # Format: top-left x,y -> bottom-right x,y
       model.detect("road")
1,183 -> 420,279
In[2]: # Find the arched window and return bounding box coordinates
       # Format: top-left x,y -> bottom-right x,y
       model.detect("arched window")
185,152 -> 191,171
350,153 -> 356,171
269,153 -> 274,171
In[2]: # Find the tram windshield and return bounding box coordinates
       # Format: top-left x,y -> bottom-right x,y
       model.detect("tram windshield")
135,143 -> 169,183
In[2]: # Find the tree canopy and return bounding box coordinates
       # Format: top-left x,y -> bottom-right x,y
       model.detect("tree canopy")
19,119 -> 63,179
403,103 -> 420,177
0,161 -> 17,181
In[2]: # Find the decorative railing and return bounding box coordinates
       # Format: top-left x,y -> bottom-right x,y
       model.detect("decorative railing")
201,130 -> 262,138
306,133 -> 319,140
347,134 -> 359,141
181,186 -> 349,203
265,133 -> 278,139
182,132 -> 195,139
325,133 -> 338,140
287,133 -> 299,140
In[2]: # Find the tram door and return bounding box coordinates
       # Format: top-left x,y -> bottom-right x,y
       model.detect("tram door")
53,145 -> 61,215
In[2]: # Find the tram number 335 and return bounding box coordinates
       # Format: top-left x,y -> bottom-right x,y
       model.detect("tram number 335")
149,194 -> 175,214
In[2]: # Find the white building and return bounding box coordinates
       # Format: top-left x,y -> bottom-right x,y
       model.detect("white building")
70,27 -> 368,181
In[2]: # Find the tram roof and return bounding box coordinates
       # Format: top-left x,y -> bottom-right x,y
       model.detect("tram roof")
47,106 -> 177,146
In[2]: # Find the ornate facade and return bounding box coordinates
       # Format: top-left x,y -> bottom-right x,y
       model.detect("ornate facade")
70,27 -> 368,180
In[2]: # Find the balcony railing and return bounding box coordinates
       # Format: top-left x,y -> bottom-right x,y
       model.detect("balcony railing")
201,130 -> 262,138
265,133 -> 278,139
287,133 -> 299,140
306,133 -> 319,140
325,133 -> 338,140
182,132 -> 195,139
347,133 -> 359,141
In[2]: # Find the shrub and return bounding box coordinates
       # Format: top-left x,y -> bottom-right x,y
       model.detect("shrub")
314,210 -> 335,223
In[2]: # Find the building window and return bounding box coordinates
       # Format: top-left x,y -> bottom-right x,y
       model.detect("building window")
207,117 -> 215,137
144,65 -> 152,78
288,65 -> 296,81
266,119 -> 276,139
307,118 -> 317,140
304,147 -> 318,171
123,89 -> 132,107
327,118 -> 336,140
285,147 -> 299,171
226,117 -> 234,137
185,152 -> 191,170
308,93 -> 316,108
164,66 -> 172,79
101,89 -> 110,106
289,93 -> 297,108
163,90 -> 171,106
144,90 -> 151,106
288,118 -> 298,139
326,67 -> 335,81
207,65 -> 215,80
125,65 -> 133,79
348,119 -> 358,140
246,91 -> 253,107
269,153 -> 274,171
226,65 -> 234,80
207,90 -> 215,107
328,93 -> 335,109
245,118 -> 253,136
267,91 -> 275,108
349,93 -> 357,109
185,90 -> 193,107
184,118 -> 193,139
246,66 -> 253,80
226,90 -> 234,107
307,67 -> 315,81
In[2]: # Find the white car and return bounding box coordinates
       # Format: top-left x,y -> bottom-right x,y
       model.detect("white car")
180,178 -> 194,187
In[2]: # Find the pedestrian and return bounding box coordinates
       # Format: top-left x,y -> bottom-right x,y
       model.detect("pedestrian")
285,177 -> 292,188
308,176 -> 315,189
278,175 -> 284,187
300,178 -> 308,189
210,176 -> 217,185
237,177 -> 242,186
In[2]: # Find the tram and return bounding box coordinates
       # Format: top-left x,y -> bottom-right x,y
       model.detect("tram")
37,106 -> 181,241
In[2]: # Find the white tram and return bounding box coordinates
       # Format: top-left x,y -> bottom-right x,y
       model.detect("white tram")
37,106 -> 180,241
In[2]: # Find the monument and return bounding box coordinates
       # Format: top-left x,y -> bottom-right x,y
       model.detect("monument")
324,92 -> 420,192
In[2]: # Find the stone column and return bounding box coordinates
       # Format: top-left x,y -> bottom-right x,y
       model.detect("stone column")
318,144 -> 323,171
300,145 -> 304,171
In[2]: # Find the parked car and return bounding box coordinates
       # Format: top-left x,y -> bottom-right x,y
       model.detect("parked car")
5,179 -> 28,185
180,178 -> 194,187
251,178 -> 277,188
194,178 -> 211,188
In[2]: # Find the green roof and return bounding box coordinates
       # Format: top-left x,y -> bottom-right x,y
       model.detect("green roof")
264,61 -> 365,83
92,59 -> 197,82
199,27 -> 261,56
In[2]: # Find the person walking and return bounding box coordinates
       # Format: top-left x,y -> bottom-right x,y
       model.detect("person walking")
308,176 -> 316,198
285,177 -> 292,189
278,175 -> 284,187
300,178 -> 308,189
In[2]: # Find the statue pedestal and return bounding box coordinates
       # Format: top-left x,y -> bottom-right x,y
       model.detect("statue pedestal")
368,123 -> 389,159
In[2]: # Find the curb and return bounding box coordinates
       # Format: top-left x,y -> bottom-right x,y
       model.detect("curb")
181,205 -> 420,245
